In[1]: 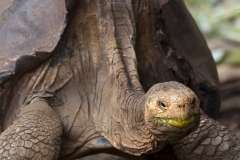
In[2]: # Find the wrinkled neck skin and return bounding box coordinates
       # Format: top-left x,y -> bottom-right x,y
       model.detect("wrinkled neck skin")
90,0 -> 169,156
93,86 -> 161,155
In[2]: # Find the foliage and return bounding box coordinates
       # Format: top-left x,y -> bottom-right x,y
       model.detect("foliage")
185,0 -> 240,40
184,0 -> 240,65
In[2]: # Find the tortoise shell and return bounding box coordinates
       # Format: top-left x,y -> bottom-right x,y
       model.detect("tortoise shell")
0,0 -> 67,83
137,0 -> 220,118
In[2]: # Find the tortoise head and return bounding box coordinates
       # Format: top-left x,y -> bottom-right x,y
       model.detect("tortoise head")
144,81 -> 200,141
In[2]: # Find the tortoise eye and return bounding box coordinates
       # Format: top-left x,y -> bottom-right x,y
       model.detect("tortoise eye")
158,101 -> 167,109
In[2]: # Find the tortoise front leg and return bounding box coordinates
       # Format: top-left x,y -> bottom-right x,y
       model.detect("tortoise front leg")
172,110 -> 240,160
0,100 -> 62,160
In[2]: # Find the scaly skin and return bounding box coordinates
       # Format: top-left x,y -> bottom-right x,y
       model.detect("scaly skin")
92,0 -> 200,155
0,0 -> 239,159
172,110 -> 240,160
0,101 -> 62,160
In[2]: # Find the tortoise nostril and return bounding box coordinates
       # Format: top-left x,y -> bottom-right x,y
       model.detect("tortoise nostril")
178,104 -> 186,108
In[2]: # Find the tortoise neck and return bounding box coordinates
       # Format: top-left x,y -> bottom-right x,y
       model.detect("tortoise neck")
121,94 -> 158,152
93,90 -> 158,155
90,0 -> 160,155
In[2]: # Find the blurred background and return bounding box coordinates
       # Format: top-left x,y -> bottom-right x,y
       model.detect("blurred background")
185,0 -> 240,139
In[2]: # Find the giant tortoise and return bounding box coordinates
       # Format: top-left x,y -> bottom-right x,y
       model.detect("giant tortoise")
0,0 -> 240,159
